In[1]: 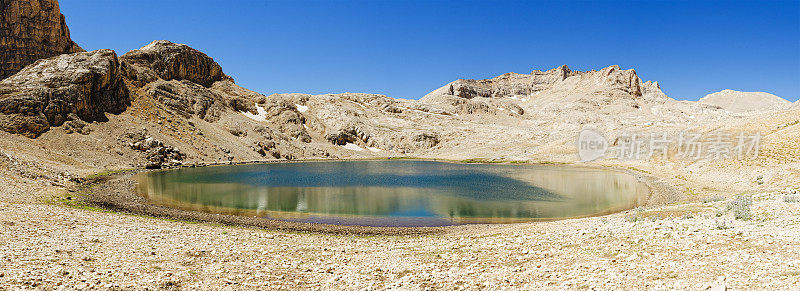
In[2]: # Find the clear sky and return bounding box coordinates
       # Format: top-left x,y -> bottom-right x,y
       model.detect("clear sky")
60,0 -> 799,101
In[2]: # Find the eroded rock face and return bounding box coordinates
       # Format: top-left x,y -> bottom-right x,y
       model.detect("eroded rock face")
0,0 -> 83,80
0,36 -> 264,139
422,65 -> 650,102
143,78 -> 261,123
419,65 -> 665,116
121,40 -> 232,87
120,40 -> 260,124
0,49 -> 129,137
145,79 -> 227,121
422,65 -> 577,101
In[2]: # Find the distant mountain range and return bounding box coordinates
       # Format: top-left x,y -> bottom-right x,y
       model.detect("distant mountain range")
0,0 -> 797,176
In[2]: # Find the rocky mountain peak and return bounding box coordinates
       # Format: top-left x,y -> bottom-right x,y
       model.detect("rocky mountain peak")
531,64 -> 570,75
698,89 -> 791,113
0,0 -> 83,80
0,37 -> 261,138
643,80 -> 660,89
121,40 -> 232,87
597,65 -> 642,97
422,64 -> 649,103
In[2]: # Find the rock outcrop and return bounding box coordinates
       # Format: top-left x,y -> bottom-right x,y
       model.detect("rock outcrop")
419,65 -> 666,116
121,40 -> 232,87
143,79 -> 230,122
0,49 -> 129,137
422,65 -> 579,101
126,133 -> 185,169
0,0 -> 83,80
698,89 -> 791,113
0,38 -> 265,139
423,65 -> 652,101
121,40 -> 259,123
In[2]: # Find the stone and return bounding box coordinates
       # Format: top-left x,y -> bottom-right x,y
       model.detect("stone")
128,134 -> 184,168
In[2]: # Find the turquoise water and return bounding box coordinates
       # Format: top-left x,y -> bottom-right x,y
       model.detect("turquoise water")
136,160 -> 648,226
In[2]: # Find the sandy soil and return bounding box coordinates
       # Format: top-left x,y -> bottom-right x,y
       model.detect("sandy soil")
2,187 -> 800,289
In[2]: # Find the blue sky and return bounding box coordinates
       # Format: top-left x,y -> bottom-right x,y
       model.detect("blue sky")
61,0 -> 799,101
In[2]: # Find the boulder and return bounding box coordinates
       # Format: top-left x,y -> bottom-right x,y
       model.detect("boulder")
0,49 -> 129,137
127,134 -> 184,168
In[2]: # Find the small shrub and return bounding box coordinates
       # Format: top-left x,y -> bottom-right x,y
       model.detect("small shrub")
715,220 -> 731,230
625,215 -> 641,223
784,195 -> 800,203
726,194 -> 753,220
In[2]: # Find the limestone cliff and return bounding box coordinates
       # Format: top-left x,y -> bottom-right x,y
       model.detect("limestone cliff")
0,0 -> 83,80
0,39 -> 259,138
421,65 -> 654,103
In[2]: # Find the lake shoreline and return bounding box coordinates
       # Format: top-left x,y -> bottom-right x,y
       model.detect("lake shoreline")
80,159 -> 680,235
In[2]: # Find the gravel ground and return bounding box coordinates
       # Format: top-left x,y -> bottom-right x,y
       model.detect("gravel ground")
1,175 -> 799,289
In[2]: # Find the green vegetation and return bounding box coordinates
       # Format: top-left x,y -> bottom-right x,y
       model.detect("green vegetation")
457,158 -> 534,164
458,158 -> 506,164
777,120 -> 799,130
625,166 -> 651,174
83,168 -> 135,180
702,195 -> 725,203
726,194 -> 753,220
386,157 -> 421,161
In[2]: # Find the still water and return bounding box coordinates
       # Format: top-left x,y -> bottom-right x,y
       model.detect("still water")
136,160 -> 649,226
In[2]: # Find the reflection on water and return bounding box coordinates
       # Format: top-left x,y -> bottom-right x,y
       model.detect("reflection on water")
136,160 -> 649,226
